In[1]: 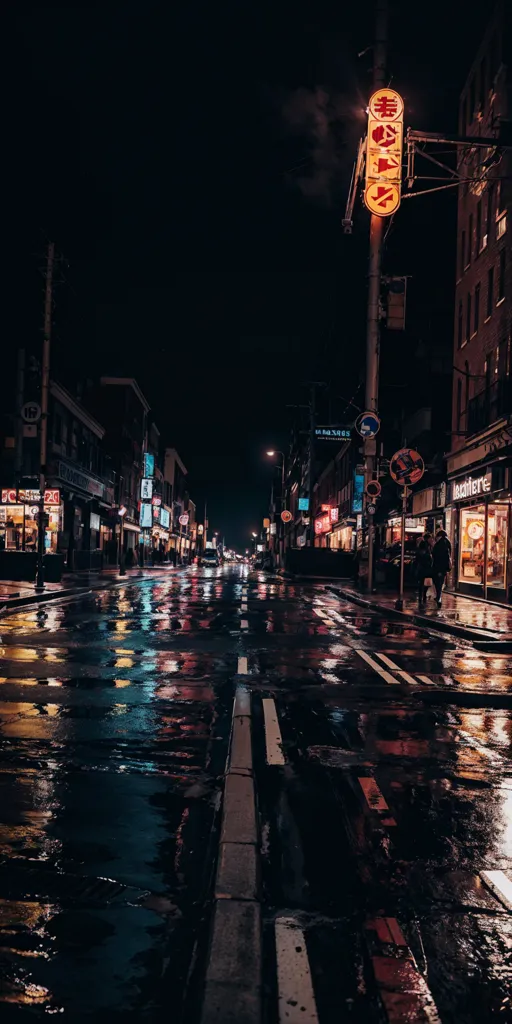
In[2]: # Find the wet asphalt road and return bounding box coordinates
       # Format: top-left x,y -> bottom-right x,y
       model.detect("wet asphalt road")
1,566 -> 512,1022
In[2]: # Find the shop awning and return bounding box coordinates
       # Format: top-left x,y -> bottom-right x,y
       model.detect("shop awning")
123,521 -> 141,534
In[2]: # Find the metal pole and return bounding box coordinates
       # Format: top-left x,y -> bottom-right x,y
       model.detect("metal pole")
35,242 -> 55,591
395,487 -> 408,610
307,385 -> 315,547
365,0 -> 388,593
15,348 -> 25,482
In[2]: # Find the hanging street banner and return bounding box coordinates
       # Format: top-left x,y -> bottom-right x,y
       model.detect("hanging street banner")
364,88 -> 404,218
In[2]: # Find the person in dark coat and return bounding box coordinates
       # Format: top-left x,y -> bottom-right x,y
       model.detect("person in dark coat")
432,529 -> 452,607
415,539 -> 433,605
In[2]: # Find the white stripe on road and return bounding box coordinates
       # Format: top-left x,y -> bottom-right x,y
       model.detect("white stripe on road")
237,656 -> 248,675
417,674 -> 435,686
480,870 -> 512,912
262,698 -> 285,765
275,917 -> 319,1024
313,607 -> 335,627
358,776 -> 390,813
353,648 -> 399,685
241,602 -> 248,611
241,620 -> 249,630
374,652 -> 418,686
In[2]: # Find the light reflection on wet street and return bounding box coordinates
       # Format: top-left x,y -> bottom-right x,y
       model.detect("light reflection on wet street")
1,567 -> 512,1021
0,567 -> 245,1022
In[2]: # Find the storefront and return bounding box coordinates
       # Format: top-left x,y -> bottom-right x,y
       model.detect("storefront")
446,464 -> 510,602
386,515 -> 425,548
0,488 -> 62,553
329,521 -> 356,551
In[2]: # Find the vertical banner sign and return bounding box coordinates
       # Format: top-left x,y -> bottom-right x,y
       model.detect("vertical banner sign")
364,89 -> 404,217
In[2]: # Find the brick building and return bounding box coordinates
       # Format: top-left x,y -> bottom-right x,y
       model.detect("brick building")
446,0 -> 512,601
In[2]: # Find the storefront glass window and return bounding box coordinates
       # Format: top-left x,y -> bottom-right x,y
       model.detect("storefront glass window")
0,506 -> 24,550
487,504 -> 508,589
459,506 -> 485,584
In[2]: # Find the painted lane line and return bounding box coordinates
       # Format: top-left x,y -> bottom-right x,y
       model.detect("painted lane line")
358,776 -> 390,813
237,656 -> 248,675
241,619 -> 249,630
241,603 -> 248,612
374,651 -> 418,687
353,648 -> 399,685
313,607 -> 335,627
275,917 -> 319,1024
480,870 -> 512,912
262,697 -> 286,766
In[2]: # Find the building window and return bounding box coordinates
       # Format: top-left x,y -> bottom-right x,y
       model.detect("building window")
457,301 -> 463,347
498,249 -> 506,301
474,283 -> 480,333
497,212 -> 507,239
487,265 -> 494,317
476,200 -> 482,253
460,230 -> 466,276
466,292 -> 471,343
485,184 -> 493,247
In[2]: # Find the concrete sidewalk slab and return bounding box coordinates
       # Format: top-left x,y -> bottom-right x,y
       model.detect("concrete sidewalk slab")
327,585 -> 506,642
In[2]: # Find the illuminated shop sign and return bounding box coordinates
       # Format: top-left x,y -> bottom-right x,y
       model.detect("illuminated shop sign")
143,453 -> 155,478
452,472 -> 492,501
160,508 -> 170,528
139,503 -> 153,527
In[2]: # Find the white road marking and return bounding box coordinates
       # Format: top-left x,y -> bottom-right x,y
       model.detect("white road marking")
417,674 -> 435,686
241,619 -> 249,630
262,697 -> 285,765
374,652 -> 418,686
237,656 -> 248,675
313,607 -> 335,627
353,648 -> 399,685
275,917 -> 319,1024
241,602 -> 248,611
358,776 -> 390,813
480,870 -> 512,912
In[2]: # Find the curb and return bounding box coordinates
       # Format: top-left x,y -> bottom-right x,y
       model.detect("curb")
200,683 -> 262,1024
0,567 -> 186,617
326,585 -> 500,643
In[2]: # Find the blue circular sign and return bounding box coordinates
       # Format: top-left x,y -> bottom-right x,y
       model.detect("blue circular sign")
356,410 -> 381,439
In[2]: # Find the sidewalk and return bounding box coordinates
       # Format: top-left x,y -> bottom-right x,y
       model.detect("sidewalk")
0,564 -> 183,614
327,583 -> 512,646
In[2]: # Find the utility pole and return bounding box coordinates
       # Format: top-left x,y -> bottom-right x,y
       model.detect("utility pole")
35,241 -> 55,592
306,385 -> 316,547
15,348 -> 25,482
365,0 -> 388,592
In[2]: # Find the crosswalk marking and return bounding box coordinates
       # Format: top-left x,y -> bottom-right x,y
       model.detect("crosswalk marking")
480,870 -> 512,912
275,917 -> 319,1023
262,698 -> 285,765
374,652 -> 418,686
417,674 -> 435,686
354,648 -> 399,685
358,776 -> 390,813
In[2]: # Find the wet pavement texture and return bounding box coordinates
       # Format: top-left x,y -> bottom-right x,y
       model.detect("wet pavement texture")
0,568 -> 244,1022
335,583 -> 512,637
248,581 -> 512,1023
2,567 -> 512,1022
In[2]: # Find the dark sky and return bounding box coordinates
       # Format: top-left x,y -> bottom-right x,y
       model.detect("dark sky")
4,2 -> 484,547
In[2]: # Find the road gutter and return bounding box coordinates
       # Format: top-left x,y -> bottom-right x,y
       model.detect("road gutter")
200,682 -> 262,1024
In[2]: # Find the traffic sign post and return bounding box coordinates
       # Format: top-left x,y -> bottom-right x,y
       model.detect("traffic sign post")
366,479 -> 382,499
356,410 -> 381,439
395,486 -> 410,611
366,502 -> 377,516
364,88 -> 404,219
389,447 -> 425,487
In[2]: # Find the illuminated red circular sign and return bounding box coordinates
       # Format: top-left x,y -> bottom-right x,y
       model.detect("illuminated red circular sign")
281,510 -> 292,523
389,448 -> 425,487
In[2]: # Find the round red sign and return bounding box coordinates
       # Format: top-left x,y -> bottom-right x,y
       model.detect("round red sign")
389,448 -> 425,487
281,510 -> 292,523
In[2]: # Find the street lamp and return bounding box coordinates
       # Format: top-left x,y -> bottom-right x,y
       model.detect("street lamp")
266,450 -> 286,565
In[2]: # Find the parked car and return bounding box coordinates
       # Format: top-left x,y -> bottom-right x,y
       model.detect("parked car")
200,549 -> 219,567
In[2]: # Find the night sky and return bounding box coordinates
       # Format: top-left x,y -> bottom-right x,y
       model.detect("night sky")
4,2 -> 483,547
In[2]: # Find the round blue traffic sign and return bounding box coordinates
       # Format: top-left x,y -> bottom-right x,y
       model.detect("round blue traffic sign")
356,410 -> 381,439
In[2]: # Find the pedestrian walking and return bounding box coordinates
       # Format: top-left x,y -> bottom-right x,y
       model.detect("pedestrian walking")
432,529 -> 452,607
415,538 -> 433,605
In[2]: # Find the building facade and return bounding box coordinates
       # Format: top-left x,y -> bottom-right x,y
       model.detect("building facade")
446,1 -> 512,601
